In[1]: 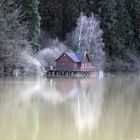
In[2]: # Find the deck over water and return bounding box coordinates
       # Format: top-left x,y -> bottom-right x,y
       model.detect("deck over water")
46,69 -> 94,77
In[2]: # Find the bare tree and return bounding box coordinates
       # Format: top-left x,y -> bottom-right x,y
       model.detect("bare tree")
0,0 -> 44,76
0,0 -> 28,44
67,13 -> 105,71
37,38 -> 67,68
0,0 -> 27,75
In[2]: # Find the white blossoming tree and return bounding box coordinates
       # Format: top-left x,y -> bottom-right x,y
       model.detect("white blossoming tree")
67,13 -> 105,71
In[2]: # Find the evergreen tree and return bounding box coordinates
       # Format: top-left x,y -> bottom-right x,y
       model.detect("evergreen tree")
39,0 -> 90,40
62,0 -> 80,35
98,0 -> 118,56
87,0 -> 99,14
127,0 -> 140,51
115,0 -> 134,50
134,0 -> 140,48
62,0 -> 90,39
21,0 -> 40,43
39,0 -> 63,39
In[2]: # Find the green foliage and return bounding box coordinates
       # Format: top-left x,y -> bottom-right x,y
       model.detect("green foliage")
98,0 -> 119,55
98,0 -> 134,55
116,0 -> 134,50
127,0 -> 140,52
21,0 -> 40,43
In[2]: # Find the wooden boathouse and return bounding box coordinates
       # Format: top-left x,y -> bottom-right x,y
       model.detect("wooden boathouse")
46,52 -> 94,77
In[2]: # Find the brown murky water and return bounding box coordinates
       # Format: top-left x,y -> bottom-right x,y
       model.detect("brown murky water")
0,74 -> 140,140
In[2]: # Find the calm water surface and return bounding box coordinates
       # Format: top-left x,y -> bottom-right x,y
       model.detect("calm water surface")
0,74 -> 140,140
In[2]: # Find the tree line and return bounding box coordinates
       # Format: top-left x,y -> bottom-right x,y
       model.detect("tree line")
39,0 -> 140,57
0,0 -> 140,74
1,0 -> 140,57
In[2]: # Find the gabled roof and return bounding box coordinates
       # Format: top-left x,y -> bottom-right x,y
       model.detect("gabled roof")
55,52 -> 90,63
65,52 -> 86,63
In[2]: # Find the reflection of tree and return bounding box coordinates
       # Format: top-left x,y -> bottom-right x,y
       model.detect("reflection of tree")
71,78 -> 105,134
40,78 -> 105,134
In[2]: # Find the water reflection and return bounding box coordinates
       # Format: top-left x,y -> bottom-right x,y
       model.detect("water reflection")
71,78 -> 104,133
0,74 -> 139,140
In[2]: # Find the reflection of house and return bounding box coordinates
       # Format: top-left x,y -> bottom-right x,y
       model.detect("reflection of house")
55,79 -> 77,95
55,79 -> 90,96
55,52 -> 94,72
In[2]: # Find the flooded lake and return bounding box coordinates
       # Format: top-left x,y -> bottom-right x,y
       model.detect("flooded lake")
0,74 -> 140,140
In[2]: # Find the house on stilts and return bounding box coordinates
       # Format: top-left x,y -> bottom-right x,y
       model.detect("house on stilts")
46,52 -> 94,77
